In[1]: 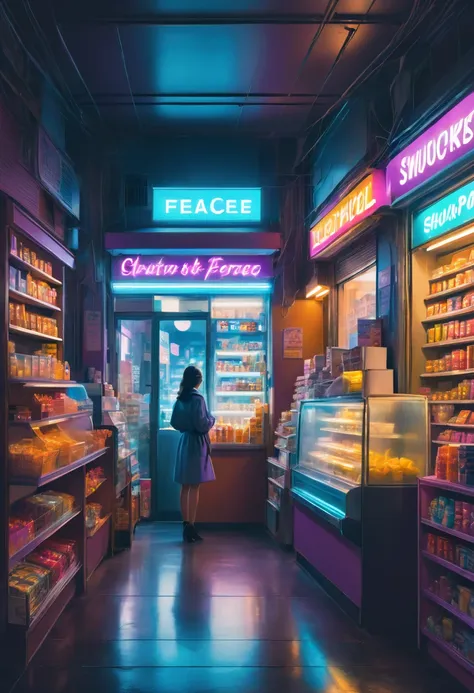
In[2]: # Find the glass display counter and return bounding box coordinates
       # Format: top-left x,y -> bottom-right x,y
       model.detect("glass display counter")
293,395 -> 428,529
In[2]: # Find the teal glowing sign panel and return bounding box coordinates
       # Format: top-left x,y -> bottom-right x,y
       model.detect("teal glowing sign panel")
152,188 -> 261,223
413,179 -> 474,248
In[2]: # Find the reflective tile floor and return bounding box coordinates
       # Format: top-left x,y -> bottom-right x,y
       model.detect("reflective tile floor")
10,524 -> 465,693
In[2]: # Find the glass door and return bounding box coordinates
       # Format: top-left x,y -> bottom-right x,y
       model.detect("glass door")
155,315 -> 209,520
116,318 -> 152,519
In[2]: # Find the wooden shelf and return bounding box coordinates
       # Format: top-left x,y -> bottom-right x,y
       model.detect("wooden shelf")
422,550 -> 474,583
268,476 -> 285,490
431,422 -> 474,428
9,289 -> 61,312
86,478 -> 107,498
421,368 -> 474,379
87,513 -> 111,538
432,440 -> 474,446
429,260 -> 474,283
420,475 -> 474,497
423,305 -> 474,324
267,457 -> 287,471
423,336 -> 474,350
9,378 -> 75,387
9,412 -> 91,427
422,629 -> 474,675
425,281 -> 474,301
27,562 -> 81,629
9,509 -> 81,570
9,253 -> 62,286
10,448 -> 108,487
421,518 -> 474,545
9,325 -> 62,343
423,590 -> 474,632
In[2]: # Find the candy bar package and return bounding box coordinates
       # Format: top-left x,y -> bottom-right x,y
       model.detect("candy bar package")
42,539 -> 77,567
8,563 -> 51,625
26,548 -> 68,585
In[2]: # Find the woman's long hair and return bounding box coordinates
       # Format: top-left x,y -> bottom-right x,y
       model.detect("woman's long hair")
177,365 -> 203,402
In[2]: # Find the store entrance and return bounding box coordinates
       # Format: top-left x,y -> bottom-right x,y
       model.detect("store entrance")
116,314 -> 209,520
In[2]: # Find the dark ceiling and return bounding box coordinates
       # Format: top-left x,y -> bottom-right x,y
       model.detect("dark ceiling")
8,0 -> 420,136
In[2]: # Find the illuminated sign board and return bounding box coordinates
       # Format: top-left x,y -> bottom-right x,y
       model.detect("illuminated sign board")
309,171 -> 388,258
152,188 -> 261,223
111,255 -> 273,294
412,179 -> 474,249
387,92 -> 474,203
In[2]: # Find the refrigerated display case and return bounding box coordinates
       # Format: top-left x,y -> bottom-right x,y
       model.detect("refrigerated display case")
210,297 -> 269,446
292,394 -> 428,638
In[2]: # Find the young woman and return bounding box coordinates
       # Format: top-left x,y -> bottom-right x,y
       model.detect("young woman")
170,365 -> 215,543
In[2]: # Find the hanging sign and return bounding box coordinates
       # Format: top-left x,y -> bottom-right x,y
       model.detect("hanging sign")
283,328 -> 303,359
112,254 -> 272,283
309,171 -> 388,258
152,188 -> 261,223
387,92 -> 474,203
412,179 -> 474,249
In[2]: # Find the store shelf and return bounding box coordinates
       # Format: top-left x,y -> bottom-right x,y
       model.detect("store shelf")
216,371 -> 263,377
87,513 -> 112,538
267,498 -> 280,512
423,590 -> 474,631
421,368 -> 474,379
432,440 -> 474,446
429,260 -> 474,283
267,457 -> 287,471
432,422 -> 474,429
26,561 -> 81,630
422,306 -> 474,324
425,281 -> 474,301
10,448 -> 108,487
213,410 -> 254,416
9,289 -> 61,312
215,391 -> 264,396
421,519 -> 474,545
9,377 -> 76,387
215,350 -> 263,356
268,476 -> 285,490
9,412 -> 90,427
422,629 -> 474,675
421,475 -> 474,497
9,325 -> 62,343
423,336 -> 474,350
422,550 -> 474,583
321,426 -> 362,437
319,416 -> 362,426
9,253 -> 62,286
9,509 -> 81,570
118,449 -> 137,462
430,400 -> 474,405
86,478 -> 107,498
274,431 -> 295,439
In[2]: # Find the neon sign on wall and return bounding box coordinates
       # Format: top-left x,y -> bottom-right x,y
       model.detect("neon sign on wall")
112,255 -> 273,284
152,188 -> 261,223
309,171 -> 388,258
387,92 -> 474,203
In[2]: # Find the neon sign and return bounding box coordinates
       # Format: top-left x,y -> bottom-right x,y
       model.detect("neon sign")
152,188 -> 261,223
112,255 -> 273,285
309,171 -> 388,258
412,179 -> 474,249
387,92 -> 474,203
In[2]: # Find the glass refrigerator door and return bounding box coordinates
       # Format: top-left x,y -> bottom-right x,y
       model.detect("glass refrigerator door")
210,297 -> 268,446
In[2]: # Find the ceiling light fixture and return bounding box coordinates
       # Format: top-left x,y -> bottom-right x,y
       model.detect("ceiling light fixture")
426,225 -> 474,252
306,284 -> 322,299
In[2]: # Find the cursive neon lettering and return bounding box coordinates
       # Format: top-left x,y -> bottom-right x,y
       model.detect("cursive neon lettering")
118,256 -> 264,282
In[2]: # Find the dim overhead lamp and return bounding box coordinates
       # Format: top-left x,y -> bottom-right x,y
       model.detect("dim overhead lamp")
426,224 -> 474,252
174,320 -> 191,332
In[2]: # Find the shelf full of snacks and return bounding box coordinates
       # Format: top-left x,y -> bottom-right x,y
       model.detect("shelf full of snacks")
419,474 -> 474,689
266,405 -> 297,546
3,227 -> 114,669
84,383 -> 140,549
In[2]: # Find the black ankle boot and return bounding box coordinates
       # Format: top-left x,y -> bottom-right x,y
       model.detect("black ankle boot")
183,522 -> 195,543
189,524 -> 203,542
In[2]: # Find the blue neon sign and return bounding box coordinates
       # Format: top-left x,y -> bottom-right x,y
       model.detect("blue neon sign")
413,179 -> 474,249
152,188 -> 261,223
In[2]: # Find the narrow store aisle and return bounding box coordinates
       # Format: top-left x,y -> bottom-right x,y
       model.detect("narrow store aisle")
11,525 -> 463,693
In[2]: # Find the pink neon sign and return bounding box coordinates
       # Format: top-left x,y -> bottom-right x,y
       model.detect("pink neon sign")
112,255 -> 273,282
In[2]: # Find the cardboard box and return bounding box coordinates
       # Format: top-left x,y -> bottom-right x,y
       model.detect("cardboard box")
326,347 -> 350,378
358,319 -> 383,347
343,346 -> 387,371
363,369 -> 394,396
